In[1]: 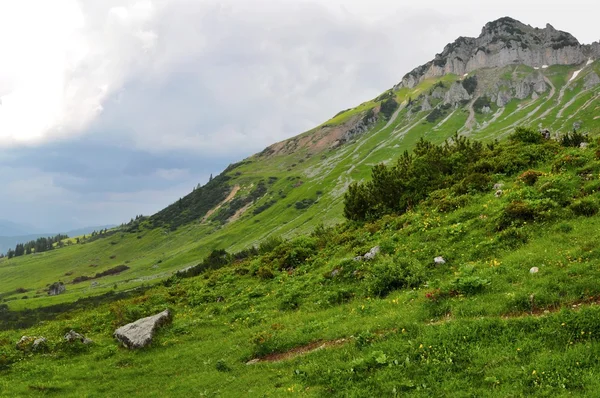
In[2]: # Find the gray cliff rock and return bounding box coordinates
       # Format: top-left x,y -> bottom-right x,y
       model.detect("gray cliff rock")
114,309 -> 173,349
444,82 -> 471,105
395,18 -> 595,90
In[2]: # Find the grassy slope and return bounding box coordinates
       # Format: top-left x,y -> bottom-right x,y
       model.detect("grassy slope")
4,138 -> 600,396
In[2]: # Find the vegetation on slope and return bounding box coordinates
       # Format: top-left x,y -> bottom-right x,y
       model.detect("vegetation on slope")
2,128 -> 600,396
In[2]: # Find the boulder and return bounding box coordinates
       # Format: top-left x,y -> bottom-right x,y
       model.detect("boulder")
493,183 -> 504,190
530,267 -> 539,274
434,256 -> 446,265
64,330 -> 93,345
114,309 -> 173,349
16,336 -> 35,351
32,338 -> 48,352
580,142 -> 589,149
495,190 -> 504,198
48,282 -> 66,296
363,246 -> 381,261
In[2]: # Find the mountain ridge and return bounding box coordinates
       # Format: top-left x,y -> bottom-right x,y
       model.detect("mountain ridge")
396,17 -> 600,89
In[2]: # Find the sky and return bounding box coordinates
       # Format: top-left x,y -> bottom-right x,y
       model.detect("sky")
0,0 -> 598,232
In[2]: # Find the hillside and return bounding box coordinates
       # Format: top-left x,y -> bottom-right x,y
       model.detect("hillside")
1,17 -> 600,395
3,130 -> 600,395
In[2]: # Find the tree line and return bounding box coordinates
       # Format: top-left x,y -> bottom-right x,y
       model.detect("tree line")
5,234 -> 69,259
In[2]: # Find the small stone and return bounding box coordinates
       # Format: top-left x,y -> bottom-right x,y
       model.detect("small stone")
353,256 -> 363,262
580,142 -> 589,149
64,330 -> 93,344
493,183 -> 504,190
530,267 -> 539,274
331,269 -> 340,278
16,336 -> 35,351
434,256 -> 446,265
495,190 -> 503,198
246,359 -> 260,365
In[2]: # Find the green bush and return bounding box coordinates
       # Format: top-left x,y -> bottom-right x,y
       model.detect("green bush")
570,199 -> 599,216
462,75 -> 478,95
509,127 -> 542,144
366,258 -> 424,297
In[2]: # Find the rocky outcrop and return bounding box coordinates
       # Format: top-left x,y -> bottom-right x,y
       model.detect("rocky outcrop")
114,309 -> 172,349
48,282 -> 65,296
584,72 -> 600,89
421,97 -> 432,111
444,82 -> 471,105
395,18 -> 596,90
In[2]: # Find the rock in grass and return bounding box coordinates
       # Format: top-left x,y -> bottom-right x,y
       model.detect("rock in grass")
530,267 -> 539,274
114,309 -> 172,349
495,190 -> 503,198
493,183 -> 504,190
48,282 -> 66,296
363,246 -> 380,261
32,338 -> 48,352
64,330 -> 93,345
16,336 -> 35,351
434,256 -> 446,265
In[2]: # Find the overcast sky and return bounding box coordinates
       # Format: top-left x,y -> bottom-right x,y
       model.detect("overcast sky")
0,0 -> 598,232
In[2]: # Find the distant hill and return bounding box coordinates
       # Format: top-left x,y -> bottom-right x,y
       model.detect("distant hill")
0,219 -> 40,237
0,225 -> 116,254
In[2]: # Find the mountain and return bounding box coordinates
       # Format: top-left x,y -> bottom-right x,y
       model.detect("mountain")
0,219 -> 40,237
3,17 -> 600,396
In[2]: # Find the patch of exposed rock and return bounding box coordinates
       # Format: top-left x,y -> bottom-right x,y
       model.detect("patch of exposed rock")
395,17 -> 595,90
444,82 -> 471,105
584,72 -> 600,89
114,309 -> 173,349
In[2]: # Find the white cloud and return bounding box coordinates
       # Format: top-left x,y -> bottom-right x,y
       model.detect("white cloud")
0,0 -> 158,146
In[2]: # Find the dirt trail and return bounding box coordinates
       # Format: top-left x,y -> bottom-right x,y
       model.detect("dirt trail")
246,339 -> 348,364
247,297 -> 600,364
202,185 -> 240,222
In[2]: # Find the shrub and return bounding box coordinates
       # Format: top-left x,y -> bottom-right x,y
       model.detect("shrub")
509,127 -> 543,144
455,172 -> 491,194
380,98 -> 399,119
518,170 -> 543,186
560,130 -> 588,147
570,199 -> 599,216
215,359 -> 231,372
462,75 -> 478,95
450,276 -> 490,295
367,258 -> 424,297
256,266 -> 275,280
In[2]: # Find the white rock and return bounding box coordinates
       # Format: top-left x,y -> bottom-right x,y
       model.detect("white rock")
493,183 -> 504,190
530,267 -> 539,274
434,256 -> 446,265
495,190 -> 503,198
114,309 -> 172,349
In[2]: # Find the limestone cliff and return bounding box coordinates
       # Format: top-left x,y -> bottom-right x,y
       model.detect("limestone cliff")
396,17 -> 599,89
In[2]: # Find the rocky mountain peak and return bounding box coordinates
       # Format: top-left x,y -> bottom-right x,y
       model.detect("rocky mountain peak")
396,17 -> 594,90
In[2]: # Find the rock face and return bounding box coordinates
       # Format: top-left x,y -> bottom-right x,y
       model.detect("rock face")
395,18 -> 596,90
114,309 -> 173,349
444,82 -> 471,105
48,282 -> 66,296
